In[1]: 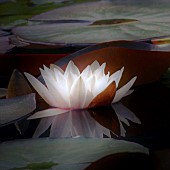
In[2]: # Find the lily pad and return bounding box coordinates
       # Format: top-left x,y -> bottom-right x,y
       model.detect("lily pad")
11,1 -> 170,45
0,138 -> 149,170
0,93 -> 36,126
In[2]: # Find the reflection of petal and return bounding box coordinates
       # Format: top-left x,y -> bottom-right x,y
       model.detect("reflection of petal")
50,112 -> 73,138
33,116 -> 54,138
34,110 -> 111,138
28,108 -> 69,119
112,102 -> 141,137
112,76 -> 137,103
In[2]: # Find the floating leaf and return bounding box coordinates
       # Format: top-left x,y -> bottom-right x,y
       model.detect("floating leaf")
0,93 -> 36,126
0,138 -> 149,170
12,1 -> 170,45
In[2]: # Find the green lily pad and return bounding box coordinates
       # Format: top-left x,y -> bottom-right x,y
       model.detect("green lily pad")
12,1 -> 170,45
0,138 -> 149,170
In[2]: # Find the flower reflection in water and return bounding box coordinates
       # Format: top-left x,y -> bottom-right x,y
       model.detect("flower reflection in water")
33,104 -> 140,138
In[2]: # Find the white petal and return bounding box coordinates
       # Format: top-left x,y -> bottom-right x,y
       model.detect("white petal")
64,61 -> 80,77
124,89 -> 134,97
43,65 -> 55,79
84,75 -> 95,92
93,75 -> 108,96
83,89 -> 94,108
24,73 -> 56,107
108,67 -> 124,87
54,70 -> 70,107
40,72 -> 68,108
66,72 -> 77,92
70,77 -> 87,108
50,64 -> 64,74
81,65 -> 92,79
112,76 -> 137,103
94,63 -> 106,80
28,108 -> 69,119
90,60 -> 100,73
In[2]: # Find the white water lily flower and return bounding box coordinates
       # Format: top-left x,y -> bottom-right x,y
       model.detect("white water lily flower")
25,60 -> 136,119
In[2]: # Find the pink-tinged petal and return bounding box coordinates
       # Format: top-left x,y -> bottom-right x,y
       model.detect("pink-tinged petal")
112,76 -> 137,103
24,73 -> 56,107
50,64 -> 64,74
90,60 -> 100,73
33,116 -> 54,138
28,108 -> 69,119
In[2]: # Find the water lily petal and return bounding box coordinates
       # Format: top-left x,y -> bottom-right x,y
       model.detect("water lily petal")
40,69 -> 68,108
108,67 -> 124,87
90,60 -> 100,73
93,74 -> 110,96
81,65 -> 92,79
70,77 -> 87,108
112,76 -> 137,103
50,64 -> 64,74
28,108 -> 69,119
24,73 -> 56,107
43,65 -> 56,79
89,81 -> 116,108
94,63 -> 106,80
64,61 -> 80,77
83,89 -> 94,108
124,89 -> 134,97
